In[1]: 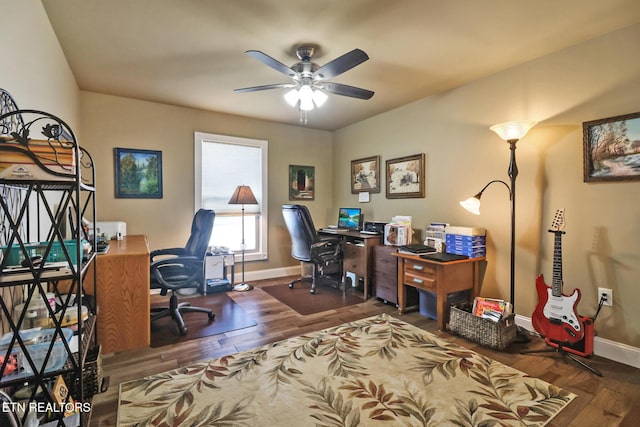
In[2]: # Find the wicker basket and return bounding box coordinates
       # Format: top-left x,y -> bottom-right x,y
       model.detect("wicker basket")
449,304 -> 516,350
64,345 -> 103,398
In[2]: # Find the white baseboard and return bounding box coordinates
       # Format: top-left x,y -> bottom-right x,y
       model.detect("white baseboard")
515,315 -> 640,369
242,266 -> 300,283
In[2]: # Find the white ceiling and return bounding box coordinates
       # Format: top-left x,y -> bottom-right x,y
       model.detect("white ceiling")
42,0 -> 640,131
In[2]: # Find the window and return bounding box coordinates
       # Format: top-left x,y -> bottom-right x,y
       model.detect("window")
194,132 -> 268,261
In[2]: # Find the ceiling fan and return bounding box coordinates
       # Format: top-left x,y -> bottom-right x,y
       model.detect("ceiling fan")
235,45 -> 374,119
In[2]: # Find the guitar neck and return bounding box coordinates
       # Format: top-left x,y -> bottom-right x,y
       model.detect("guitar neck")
551,230 -> 564,297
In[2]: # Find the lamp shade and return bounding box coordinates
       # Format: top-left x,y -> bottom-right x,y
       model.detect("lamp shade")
228,185 -> 258,205
490,121 -> 537,141
459,196 -> 481,215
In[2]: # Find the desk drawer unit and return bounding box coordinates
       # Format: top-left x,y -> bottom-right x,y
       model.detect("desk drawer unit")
343,242 -> 367,277
403,260 -> 436,291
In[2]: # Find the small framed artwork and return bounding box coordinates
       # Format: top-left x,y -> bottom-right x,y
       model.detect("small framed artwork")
351,155 -> 381,194
386,153 -> 426,199
583,112 -> 640,182
114,148 -> 163,198
289,165 -> 315,200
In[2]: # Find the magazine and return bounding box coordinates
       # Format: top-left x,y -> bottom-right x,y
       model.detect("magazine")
472,297 -> 510,322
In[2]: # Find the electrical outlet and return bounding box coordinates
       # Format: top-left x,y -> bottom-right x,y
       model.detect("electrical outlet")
598,287 -> 613,307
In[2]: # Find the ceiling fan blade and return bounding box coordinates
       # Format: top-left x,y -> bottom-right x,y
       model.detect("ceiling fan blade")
246,50 -> 297,78
234,83 -> 295,93
321,82 -> 374,100
313,49 -> 369,80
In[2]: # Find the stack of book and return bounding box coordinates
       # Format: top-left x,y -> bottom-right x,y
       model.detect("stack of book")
472,297 -> 512,322
445,225 -> 486,258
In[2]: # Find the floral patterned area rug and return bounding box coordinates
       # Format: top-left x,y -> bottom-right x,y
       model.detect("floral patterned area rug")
118,314 -> 575,426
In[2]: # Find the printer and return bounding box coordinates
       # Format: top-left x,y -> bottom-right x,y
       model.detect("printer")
95,221 -> 127,240
363,221 -> 387,234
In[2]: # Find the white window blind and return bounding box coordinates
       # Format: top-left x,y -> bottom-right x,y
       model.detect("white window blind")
194,132 -> 268,260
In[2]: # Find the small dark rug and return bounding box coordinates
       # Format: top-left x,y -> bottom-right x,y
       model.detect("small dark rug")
150,292 -> 256,348
261,282 -> 364,315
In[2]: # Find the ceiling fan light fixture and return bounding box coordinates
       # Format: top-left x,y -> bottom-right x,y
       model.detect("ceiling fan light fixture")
298,85 -> 314,111
284,89 -> 299,107
238,46 -> 374,123
299,97 -> 314,111
312,89 -> 328,107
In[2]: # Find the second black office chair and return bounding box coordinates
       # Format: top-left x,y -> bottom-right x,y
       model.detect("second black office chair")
282,204 -> 343,294
150,209 -> 215,335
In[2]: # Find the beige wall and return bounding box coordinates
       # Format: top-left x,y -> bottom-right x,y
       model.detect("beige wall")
79,92 -> 333,272
0,0 -> 79,126
333,24 -> 640,347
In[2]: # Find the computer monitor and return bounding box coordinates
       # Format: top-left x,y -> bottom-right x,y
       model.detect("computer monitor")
338,207 -> 362,231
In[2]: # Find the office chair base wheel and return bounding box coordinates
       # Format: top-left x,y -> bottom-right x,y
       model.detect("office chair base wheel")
310,289 -> 316,294
208,312 -> 215,320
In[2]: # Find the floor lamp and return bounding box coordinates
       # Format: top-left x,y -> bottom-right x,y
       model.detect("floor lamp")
459,120 -> 536,341
228,185 -> 258,292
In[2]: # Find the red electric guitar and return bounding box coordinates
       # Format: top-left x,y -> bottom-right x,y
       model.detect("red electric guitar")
532,209 -> 585,344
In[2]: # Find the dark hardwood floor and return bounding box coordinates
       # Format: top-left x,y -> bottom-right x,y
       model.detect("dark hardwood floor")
92,277 -> 640,426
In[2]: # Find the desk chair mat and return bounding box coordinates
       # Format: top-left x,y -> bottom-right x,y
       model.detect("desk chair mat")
150,293 -> 256,348
261,281 -> 363,315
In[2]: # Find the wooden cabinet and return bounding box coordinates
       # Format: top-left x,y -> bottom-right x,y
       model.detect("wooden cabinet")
374,245 -> 398,304
374,245 -> 418,306
83,236 -> 150,353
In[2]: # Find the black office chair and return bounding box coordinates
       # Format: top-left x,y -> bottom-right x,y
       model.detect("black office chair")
150,209 -> 216,335
282,204 -> 343,294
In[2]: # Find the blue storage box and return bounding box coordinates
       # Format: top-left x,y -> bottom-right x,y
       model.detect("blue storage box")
418,289 -> 437,319
418,289 -> 472,321
446,234 -> 486,245
447,246 -> 486,258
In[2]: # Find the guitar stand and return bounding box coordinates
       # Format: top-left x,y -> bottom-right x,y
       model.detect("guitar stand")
521,316 -> 603,377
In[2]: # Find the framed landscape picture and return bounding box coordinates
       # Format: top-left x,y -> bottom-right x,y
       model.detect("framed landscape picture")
386,153 -> 425,199
583,112 -> 640,182
351,155 -> 380,193
289,164 -> 315,200
114,148 -> 163,198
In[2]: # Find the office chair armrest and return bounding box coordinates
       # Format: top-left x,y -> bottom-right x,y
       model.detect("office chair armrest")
150,247 -> 188,260
310,240 -> 342,262
311,238 -> 340,248
150,256 -> 203,290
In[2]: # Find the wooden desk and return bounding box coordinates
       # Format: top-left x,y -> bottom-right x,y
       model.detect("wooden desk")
393,252 -> 485,330
318,230 -> 382,299
84,235 -> 150,353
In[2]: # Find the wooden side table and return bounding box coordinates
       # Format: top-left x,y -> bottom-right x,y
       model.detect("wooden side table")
393,252 -> 485,330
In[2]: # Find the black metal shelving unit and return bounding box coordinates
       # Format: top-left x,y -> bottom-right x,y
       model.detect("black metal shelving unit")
0,90 -> 99,426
